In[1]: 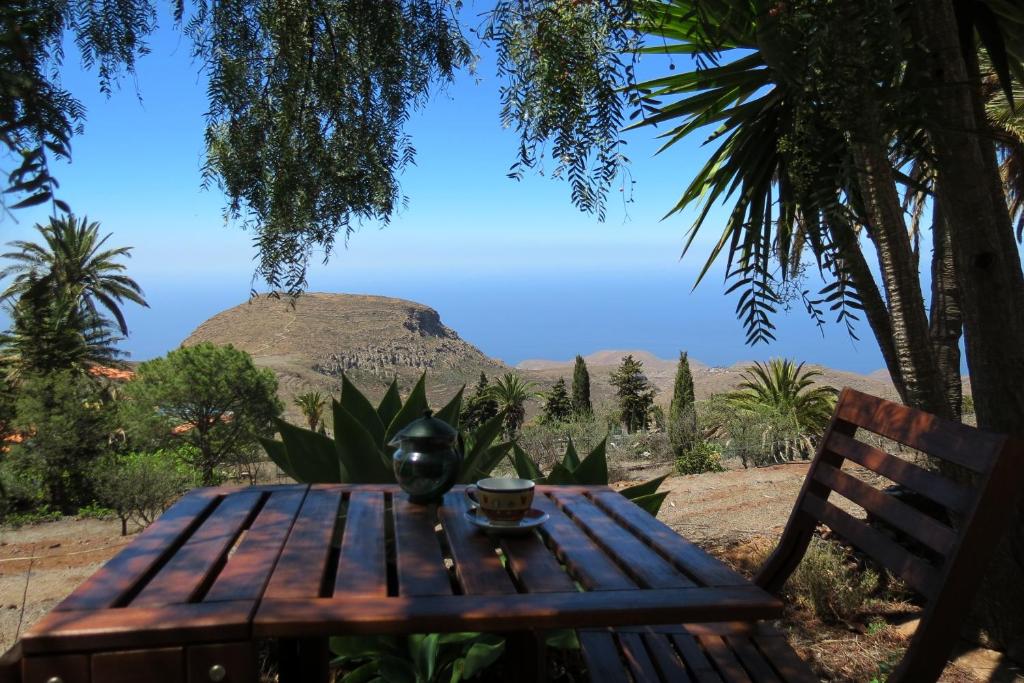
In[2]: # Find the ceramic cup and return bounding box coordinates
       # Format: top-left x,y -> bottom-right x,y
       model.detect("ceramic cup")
466,477 -> 535,524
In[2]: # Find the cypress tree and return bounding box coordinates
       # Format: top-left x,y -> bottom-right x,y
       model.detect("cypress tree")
461,372 -> 498,430
571,354 -> 592,416
541,377 -> 573,423
668,351 -> 697,453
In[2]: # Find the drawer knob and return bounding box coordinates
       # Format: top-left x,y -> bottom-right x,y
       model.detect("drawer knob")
208,664 -> 227,681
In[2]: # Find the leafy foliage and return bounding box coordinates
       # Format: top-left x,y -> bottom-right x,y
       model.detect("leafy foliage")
789,538 -> 879,625
674,440 -> 725,476
91,448 -> 200,535
486,0 -> 636,220
459,373 -> 498,432
540,377 -> 572,423
263,373 -> 512,486
608,354 -> 656,434
726,359 -> 837,439
571,354 -> 592,416
12,370 -> 114,512
121,343 -> 282,485
330,632 -> 505,683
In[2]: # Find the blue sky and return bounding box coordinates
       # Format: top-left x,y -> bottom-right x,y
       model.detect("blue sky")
1,8 -> 893,373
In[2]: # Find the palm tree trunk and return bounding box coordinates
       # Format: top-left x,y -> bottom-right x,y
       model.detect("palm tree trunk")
828,213 -> 908,402
913,0 -> 1024,659
927,203 -> 963,420
848,123 -> 950,418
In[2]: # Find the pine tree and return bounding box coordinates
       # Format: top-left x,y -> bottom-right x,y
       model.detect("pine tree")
571,354 -> 592,416
460,372 -> 499,431
668,351 -> 697,453
541,377 -> 573,423
609,355 -> 656,434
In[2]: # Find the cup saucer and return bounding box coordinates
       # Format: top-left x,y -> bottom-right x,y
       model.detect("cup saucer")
463,507 -> 549,535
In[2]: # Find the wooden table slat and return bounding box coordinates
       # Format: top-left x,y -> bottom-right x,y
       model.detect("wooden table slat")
499,531 -> 578,593
334,490 -> 388,597
550,491 -> 694,589
264,488 -> 343,599
204,489 -> 308,603
591,491 -> 751,587
133,490 -> 264,607
393,495 -> 453,596
57,487 -> 223,611
254,586 -> 783,637
531,494 -> 634,591
438,492 -> 518,595
22,601 -> 254,654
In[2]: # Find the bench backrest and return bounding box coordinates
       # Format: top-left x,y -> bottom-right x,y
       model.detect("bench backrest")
755,387 -> 1024,682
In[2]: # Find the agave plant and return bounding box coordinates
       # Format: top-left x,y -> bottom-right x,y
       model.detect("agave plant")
510,438 -> 670,515
262,373 -> 513,485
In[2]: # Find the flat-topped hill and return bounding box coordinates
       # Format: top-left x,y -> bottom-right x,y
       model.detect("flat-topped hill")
182,293 -> 505,412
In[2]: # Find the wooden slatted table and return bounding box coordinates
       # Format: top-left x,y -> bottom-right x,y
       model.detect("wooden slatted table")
4,484 -> 783,683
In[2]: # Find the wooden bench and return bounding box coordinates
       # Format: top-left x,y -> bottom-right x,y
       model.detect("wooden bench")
581,387 -> 1024,682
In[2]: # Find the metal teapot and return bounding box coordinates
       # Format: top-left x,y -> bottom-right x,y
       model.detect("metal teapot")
388,410 -> 462,504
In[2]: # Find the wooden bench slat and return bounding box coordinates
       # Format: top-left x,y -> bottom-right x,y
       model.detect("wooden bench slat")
91,646 -> 182,683
752,633 -> 818,683
438,492 -> 518,595
579,631 -> 631,683
57,487 -> 223,611
204,489 -> 308,602
618,632 -> 664,682
263,488 -> 342,599
393,495 -> 452,596
133,490 -> 264,607
550,491 -> 694,589
801,493 -> 939,597
813,462 -> 957,557
334,490 -> 387,597
591,491 -> 751,587
825,431 -> 974,514
835,388 -> 1000,473
724,636 -> 781,682
670,634 -> 723,683
22,601 -> 254,654
699,635 -> 753,683
531,494 -> 635,590
642,631 -> 693,682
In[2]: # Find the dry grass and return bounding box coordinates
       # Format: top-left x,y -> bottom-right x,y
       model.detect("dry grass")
709,536 -> 979,682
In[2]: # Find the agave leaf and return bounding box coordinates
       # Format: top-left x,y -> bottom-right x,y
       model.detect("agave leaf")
543,629 -> 579,650
544,462 -> 578,485
629,491 -> 670,516
510,443 -> 544,481
341,373 -> 385,449
385,373 -> 429,444
561,437 -> 581,471
619,473 -> 670,500
461,635 -> 505,679
377,379 -> 403,430
337,661 -> 379,683
434,386 -> 464,431
260,437 -> 298,481
273,419 -> 343,483
459,408 -> 508,482
571,438 -> 608,485
460,442 -> 513,483
333,401 -> 394,483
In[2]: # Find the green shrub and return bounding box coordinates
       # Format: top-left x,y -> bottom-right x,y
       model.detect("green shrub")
675,441 -> 726,475
0,453 -> 47,521
77,502 -> 116,520
91,449 -> 199,535
2,505 -> 63,527
789,539 -> 879,624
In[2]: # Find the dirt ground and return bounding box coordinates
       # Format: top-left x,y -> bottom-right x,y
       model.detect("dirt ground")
2,465 -> 1020,680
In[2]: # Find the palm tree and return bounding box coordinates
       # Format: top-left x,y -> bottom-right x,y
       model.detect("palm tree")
486,373 -> 536,438
0,215 -> 148,336
726,359 -> 837,460
294,391 -> 327,432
